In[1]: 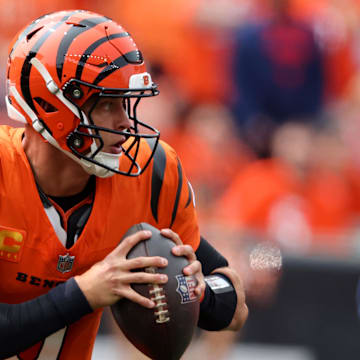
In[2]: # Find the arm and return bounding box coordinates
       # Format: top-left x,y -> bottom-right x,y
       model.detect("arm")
161,231 -> 248,332
210,266 -> 248,331
196,236 -> 248,331
0,230 -> 168,358
0,278 -> 91,359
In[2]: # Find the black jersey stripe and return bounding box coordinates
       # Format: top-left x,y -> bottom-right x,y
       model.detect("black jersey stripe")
20,12 -> 80,114
17,338 -> 45,360
56,16 -> 110,81
170,158 -> 183,228
147,139 -> 166,223
185,181 -> 193,208
75,32 -> 129,80
92,50 -> 138,86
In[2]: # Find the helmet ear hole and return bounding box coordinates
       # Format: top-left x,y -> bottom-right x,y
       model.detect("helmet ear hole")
34,97 -> 58,113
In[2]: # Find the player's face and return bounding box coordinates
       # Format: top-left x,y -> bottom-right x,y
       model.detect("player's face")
84,97 -> 132,154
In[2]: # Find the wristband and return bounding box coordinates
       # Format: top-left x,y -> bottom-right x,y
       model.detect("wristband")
198,273 -> 237,331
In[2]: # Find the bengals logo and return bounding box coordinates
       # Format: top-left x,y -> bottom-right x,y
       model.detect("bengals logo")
0,227 -> 25,263
143,75 -> 150,86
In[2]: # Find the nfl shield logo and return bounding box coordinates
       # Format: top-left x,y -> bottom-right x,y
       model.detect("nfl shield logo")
175,275 -> 197,304
57,253 -> 75,273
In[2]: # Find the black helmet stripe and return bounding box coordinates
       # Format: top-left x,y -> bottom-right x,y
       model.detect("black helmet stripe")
75,32 -> 129,80
20,11 -> 81,114
56,16 -> 110,81
93,51 -> 138,86
9,13 -> 49,58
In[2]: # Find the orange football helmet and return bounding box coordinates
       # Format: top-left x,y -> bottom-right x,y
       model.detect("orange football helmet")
6,10 -> 160,177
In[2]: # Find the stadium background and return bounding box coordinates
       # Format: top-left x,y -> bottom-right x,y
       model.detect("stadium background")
3,1 -> 360,359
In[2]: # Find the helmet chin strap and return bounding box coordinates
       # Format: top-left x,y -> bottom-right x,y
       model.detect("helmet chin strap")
82,151 -> 122,178
7,58 -> 122,178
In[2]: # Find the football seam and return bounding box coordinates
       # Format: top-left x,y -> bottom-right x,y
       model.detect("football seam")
145,266 -> 170,323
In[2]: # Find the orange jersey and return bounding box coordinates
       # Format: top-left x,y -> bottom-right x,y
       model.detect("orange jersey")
0,126 -> 200,359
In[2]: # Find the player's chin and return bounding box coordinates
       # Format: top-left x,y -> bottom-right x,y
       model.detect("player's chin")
104,145 -> 123,155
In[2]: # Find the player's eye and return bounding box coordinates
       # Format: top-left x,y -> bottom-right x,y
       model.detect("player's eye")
98,100 -> 113,111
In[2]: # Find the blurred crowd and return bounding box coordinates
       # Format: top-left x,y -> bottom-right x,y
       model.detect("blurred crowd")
2,0 -> 360,358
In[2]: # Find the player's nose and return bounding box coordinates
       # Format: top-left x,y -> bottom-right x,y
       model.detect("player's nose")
114,101 -> 131,131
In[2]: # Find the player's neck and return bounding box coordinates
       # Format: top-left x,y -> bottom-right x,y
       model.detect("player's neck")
23,126 -> 91,197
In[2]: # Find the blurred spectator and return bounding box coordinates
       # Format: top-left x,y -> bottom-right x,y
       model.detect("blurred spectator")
100,0 -> 251,104
230,0 -> 325,158
290,0 -> 360,103
215,120 -> 360,256
194,119 -> 360,359
166,103 -> 253,226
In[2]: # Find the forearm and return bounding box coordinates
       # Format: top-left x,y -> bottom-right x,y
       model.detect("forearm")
196,237 -> 248,331
212,266 -> 248,331
0,278 -> 92,358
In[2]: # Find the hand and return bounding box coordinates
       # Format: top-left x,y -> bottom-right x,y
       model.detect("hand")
75,230 -> 168,310
161,228 -> 205,299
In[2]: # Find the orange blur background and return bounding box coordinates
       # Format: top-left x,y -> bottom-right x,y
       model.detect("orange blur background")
3,1 -> 360,359
2,0 -> 360,255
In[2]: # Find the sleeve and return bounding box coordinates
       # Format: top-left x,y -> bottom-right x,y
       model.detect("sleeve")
0,278 -> 92,359
148,140 -> 200,251
195,236 -> 229,276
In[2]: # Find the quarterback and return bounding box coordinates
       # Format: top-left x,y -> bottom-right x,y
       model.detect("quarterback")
0,10 -> 248,359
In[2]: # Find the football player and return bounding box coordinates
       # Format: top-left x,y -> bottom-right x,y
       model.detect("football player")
0,10 -> 248,359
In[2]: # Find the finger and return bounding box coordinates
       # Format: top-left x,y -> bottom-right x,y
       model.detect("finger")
115,288 -> 155,309
160,228 -> 183,246
195,276 -> 206,297
172,244 -> 196,261
125,256 -> 168,271
123,271 -> 168,285
183,259 -> 202,276
113,230 -> 152,256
